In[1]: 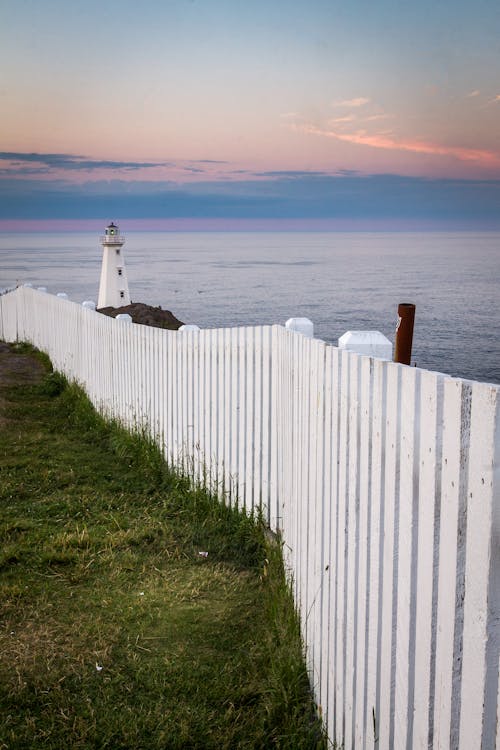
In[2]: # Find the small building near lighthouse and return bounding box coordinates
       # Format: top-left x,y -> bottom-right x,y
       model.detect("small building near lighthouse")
97,222 -> 131,309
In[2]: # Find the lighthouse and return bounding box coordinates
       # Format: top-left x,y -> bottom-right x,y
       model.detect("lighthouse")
97,222 -> 131,309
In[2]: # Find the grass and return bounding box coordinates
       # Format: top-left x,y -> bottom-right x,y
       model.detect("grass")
0,343 -> 326,750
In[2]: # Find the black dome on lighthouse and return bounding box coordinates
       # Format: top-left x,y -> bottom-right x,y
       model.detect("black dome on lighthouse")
106,222 -> 119,236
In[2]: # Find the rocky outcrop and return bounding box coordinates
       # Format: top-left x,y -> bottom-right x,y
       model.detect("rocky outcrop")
97,302 -> 183,330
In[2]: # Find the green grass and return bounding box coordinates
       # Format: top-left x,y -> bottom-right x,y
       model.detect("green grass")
0,344 -> 325,750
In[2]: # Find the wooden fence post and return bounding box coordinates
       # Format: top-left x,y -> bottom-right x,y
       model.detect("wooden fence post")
394,303 -> 415,365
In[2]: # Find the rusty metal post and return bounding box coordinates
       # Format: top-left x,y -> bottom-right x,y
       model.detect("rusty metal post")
394,303 -> 415,365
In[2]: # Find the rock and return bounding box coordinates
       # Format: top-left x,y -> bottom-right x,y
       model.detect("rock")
97,302 -> 183,330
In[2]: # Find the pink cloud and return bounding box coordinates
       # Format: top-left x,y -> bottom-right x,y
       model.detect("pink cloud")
296,123 -> 500,166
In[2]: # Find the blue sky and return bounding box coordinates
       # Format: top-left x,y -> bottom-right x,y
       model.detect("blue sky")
1,0 -> 500,227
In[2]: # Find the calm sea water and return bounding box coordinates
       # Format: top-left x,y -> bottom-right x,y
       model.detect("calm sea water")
1,231 -> 499,384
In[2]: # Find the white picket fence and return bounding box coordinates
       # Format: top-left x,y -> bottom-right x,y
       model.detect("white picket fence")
1,285 -> 499,750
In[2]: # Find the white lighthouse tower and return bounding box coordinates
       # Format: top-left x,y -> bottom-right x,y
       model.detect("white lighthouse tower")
97,222 -> 131,309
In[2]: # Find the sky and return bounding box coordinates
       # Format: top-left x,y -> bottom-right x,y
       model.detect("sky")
1,0 -> 500,228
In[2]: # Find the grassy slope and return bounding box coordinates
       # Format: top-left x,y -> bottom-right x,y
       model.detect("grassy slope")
0,344 -> 325,750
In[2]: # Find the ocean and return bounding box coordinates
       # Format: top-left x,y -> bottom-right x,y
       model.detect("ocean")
0,230 -> 499,385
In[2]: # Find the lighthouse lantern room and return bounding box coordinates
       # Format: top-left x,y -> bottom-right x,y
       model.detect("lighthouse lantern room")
97,222 -> 131,309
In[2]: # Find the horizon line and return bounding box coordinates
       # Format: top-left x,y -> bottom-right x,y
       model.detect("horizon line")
2,217 -> 500,233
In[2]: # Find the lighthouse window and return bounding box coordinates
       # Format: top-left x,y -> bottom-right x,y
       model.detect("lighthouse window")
118,268 -> 123,276
115,249 -> 120,255
120,291 -> 125,299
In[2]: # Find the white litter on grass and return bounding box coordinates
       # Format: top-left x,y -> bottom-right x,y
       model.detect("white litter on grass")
139,591 -> 144,596
198,551 -> 209,558
96,663 -> 103,672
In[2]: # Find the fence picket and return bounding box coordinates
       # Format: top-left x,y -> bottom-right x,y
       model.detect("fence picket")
354,355 -> 373,748
394,366 -> 420,747
434,377 -> 471,748
411,370 -> 443,748
345,352 -> 361,750
459,382 -> 500,749
378,362 -> 402,749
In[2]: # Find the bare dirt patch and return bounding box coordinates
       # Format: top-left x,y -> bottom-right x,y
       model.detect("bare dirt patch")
0,343 -> 46,426
0,342 -> 45,387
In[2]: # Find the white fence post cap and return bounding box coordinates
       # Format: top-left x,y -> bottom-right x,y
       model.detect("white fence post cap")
285,317 -> 314,338
82,300 -> 96,310
56,292 -> 69,300
338,330 -> 392,360
116,313 -> 133,323
178,324 -> 200,332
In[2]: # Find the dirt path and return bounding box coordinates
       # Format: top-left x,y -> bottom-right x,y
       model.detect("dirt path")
0,342 -> 46,387
0,342 -> 46,425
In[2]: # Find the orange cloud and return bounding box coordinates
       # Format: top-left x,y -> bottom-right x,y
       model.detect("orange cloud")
334,97 -> 370,107
329,114 -> 357,124
295,123 -> 500,166
365,113 -> 391,122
